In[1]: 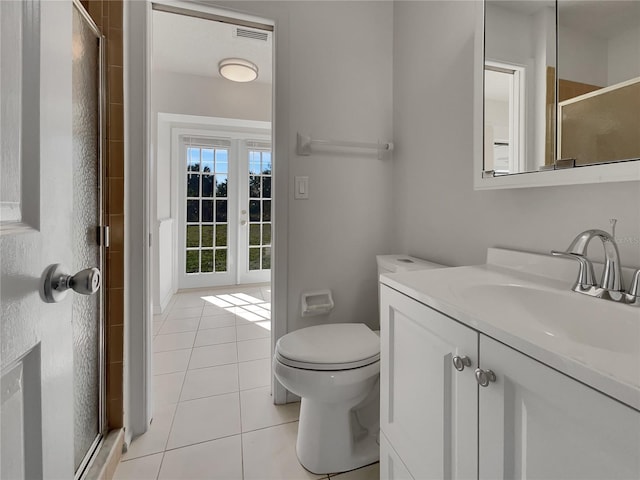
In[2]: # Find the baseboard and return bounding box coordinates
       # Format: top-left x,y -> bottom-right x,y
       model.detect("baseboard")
84,429 -> 125,480
153,288 -> 175,315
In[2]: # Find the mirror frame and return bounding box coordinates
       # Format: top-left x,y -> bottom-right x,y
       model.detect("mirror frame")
473,1 -> 640,190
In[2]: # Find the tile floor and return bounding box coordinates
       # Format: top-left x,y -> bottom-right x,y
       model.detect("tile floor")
114,284 -> 379,480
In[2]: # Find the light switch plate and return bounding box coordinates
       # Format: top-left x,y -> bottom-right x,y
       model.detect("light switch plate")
295,176 -> 309,199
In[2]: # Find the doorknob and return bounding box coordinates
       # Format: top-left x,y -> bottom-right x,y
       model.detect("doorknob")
240,220 -> 247,226
41,264 -> 102,303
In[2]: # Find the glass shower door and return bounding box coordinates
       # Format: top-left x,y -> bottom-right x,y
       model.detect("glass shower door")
71,2 -> 106,476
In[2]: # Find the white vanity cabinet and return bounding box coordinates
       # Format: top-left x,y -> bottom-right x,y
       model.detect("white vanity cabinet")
379,431 -> 413,480
478,335 -> 640,480
380,285 -> 478,480
380,284 -> 640,480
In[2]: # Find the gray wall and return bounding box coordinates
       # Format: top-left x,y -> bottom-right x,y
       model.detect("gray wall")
212,1 -> 394,332
392,1 -> 640,268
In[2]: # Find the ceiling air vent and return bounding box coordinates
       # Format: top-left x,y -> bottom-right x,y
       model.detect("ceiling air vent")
234,27 -> 269,42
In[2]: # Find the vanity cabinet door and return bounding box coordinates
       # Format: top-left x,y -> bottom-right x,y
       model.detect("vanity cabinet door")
478,335 -> 640,480
380,431 -> 414,480
380,285 -> 478,480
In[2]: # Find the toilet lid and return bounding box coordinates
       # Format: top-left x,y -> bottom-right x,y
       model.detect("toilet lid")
276,323 -> 380,371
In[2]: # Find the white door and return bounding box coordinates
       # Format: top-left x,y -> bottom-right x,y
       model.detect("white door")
238,141 -> 272,284
1,1 -> 77,478
380,285 -> 478,480
178,134 -> 271,289
478,335 -> 640,480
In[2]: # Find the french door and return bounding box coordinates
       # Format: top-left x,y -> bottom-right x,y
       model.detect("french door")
178,134 -> 272,289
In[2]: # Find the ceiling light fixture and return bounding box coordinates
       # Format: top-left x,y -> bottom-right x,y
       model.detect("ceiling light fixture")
218,58 -> 258,83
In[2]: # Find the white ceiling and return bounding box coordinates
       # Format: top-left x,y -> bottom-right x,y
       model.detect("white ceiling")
152,10 -> 273,85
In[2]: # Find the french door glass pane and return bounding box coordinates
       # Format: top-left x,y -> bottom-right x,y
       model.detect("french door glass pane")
215,249 -> 227,272
186,225 -> 199,248
202,175 -> 213,197
201,250 -> 214,272
187,174 -> 199,197
250,224 -> 260,245
202,200 -> 213,222
186,250 -> 198,273
216,225 -> 227,247
201,225 -> 213,247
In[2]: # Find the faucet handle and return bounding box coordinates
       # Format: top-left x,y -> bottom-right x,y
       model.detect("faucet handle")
628,270 -> 640,298
551,251 -> 597,289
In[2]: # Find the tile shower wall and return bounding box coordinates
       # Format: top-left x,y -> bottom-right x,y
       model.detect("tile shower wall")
81,0 -> 125,430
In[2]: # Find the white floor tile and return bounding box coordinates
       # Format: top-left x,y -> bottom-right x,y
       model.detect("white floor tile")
153,349 -> 191,375
167,393 -> 241,449
242,422 -> 324,480
329,462 -> 380,479
236,322 -> 271,341
237,337 -> 271,362
158,317 -> 200,335
202,304 -> 233,316
122,403 -> 177,460
238,358 -> 271,391
153,371 -> 185,407
153,322 -> 163,336
173,296 -> 206,308
158,435 -> 243,480
114,453 -> 163,480
240,386 -> 300,432
166,305 -> 203,320
180,363 -> 239,401
151,372 -> 186,408
232,292 -> 265,305
153,331 -> 196,353
199,313 -> 236,330
188,343 -> 238,370
194,326 -> 237,347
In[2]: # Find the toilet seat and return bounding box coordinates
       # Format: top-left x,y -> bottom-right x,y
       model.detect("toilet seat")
275,323 -> 380,371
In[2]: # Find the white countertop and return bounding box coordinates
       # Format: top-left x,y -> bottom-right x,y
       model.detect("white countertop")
380,248 -> 640,411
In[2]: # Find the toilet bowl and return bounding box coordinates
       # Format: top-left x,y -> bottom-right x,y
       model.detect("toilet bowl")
273,255 -> 447,474
273,323 -> 381,474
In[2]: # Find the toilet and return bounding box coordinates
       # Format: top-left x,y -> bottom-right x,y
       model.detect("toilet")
273,255 -> 446,474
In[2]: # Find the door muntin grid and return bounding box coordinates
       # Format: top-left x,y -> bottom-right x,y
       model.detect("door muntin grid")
248,149 -> 272,271
185,145 -> 229,275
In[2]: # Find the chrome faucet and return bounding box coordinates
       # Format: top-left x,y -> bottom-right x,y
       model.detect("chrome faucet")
552,229 -> 639,306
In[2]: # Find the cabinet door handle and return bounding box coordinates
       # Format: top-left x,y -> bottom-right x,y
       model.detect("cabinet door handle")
475,368 -> 496,387
452,355 -> 472,371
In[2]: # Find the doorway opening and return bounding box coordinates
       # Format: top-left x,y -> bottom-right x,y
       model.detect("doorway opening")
148,3 -> 274,420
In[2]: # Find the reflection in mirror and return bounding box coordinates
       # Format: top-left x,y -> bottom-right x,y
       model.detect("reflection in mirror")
484,1 -> 556,175
557,0 -> 640,167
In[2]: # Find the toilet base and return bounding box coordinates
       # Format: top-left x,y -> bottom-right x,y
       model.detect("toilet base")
296,398 -> 380,475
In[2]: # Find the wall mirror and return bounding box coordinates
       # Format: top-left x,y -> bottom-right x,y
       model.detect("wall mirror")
475,0 -> 640,189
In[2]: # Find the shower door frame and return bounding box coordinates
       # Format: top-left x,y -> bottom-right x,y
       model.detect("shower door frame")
72,1 -> 108,478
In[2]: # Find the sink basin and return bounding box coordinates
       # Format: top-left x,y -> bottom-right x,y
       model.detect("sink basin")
380,248 -> 640,410
459,283 -> 639,355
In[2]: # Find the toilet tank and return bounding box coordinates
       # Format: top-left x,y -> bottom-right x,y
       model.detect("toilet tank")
376,254 -> 446,276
